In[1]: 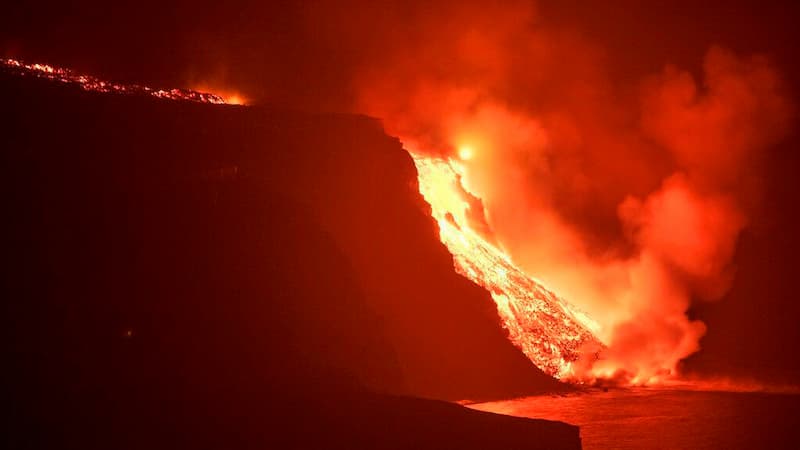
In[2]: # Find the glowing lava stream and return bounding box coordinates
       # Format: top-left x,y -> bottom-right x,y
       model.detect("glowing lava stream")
2,57 -> 604,382
1,58 -> 244,105
411,152 -> 603,380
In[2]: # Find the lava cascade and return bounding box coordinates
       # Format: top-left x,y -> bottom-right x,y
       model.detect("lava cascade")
412,153 -> 603,380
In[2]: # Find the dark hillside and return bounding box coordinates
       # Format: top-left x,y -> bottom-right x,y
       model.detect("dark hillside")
1,69 -> 577,449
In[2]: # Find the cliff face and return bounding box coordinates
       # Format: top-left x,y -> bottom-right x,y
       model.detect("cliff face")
228,112 -> 564,399
1,69 -> 576,448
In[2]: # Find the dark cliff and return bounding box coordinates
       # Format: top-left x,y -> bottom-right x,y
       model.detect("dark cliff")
1,69 -> 577,449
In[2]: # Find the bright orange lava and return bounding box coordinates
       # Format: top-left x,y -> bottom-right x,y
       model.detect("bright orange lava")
1,58 -> 240,105
411,152 -> 603,380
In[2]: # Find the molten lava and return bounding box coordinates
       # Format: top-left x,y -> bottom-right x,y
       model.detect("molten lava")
1,58 -> 241,104
411,152 -> 603,380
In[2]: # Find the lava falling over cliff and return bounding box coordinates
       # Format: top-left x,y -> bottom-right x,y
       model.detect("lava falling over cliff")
412,153 -> 602,379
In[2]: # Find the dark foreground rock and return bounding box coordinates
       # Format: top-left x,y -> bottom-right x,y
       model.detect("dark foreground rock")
1,69 -> 579,449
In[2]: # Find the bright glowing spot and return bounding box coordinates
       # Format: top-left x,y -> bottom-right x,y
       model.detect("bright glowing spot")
457,145 -> 474,160
221,93 -> 246,105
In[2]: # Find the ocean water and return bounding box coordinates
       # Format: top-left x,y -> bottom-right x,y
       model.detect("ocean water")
470,388 -> 800,450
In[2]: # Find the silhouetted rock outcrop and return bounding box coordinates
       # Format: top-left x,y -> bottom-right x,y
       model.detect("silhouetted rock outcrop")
1,68 -> 578,449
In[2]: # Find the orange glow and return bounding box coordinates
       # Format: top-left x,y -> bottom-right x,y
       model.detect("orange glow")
457,145 -> 474,160
191,84 -> 248,105
224,94 -> 246,105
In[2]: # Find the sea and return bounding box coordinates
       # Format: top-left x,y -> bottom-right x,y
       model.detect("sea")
469,388 -> 800,450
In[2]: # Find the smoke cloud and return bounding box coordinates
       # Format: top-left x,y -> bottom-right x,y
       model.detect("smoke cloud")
1,0 -> 798,383
330,1 -> 793,382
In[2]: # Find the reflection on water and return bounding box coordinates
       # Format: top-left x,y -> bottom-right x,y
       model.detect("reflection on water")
470,389 -> 799,450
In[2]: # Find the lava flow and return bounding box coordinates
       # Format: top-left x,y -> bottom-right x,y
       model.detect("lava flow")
1,58 -> 243,105
412,152 -> 603,380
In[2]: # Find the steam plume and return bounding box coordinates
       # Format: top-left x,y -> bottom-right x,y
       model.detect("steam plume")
340,1 -> 793,382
